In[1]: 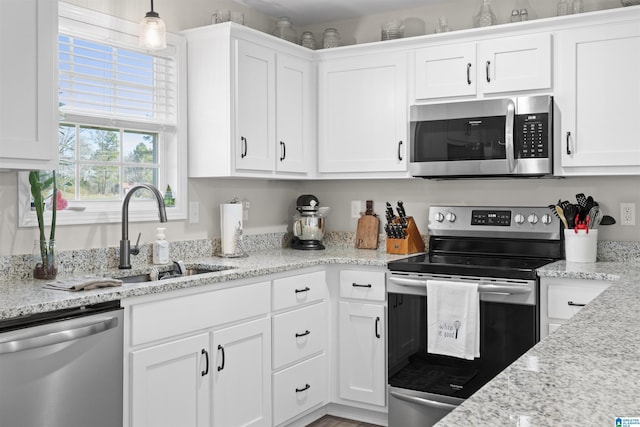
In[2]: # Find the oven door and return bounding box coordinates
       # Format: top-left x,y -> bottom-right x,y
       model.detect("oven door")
387,273 -> 539,426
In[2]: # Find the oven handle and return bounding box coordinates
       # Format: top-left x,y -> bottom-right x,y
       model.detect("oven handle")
389,390 -> 459,411
388,276 -> 531,295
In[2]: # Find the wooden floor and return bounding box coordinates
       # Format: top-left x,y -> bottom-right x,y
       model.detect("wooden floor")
306,415 -> 381,427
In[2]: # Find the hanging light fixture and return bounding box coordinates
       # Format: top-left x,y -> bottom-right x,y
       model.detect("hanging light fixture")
139,0 -> 166,49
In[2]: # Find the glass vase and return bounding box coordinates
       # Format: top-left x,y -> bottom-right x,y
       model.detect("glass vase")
474,0 -> 497,27
33,239 -> 57,280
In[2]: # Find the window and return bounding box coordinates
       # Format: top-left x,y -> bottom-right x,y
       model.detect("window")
19,3 -> 187,227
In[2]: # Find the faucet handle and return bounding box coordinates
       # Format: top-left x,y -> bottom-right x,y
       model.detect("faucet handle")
131,232 -> 141,256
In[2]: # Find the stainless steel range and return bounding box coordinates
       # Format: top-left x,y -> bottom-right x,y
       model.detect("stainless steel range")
386,206 -> 563,427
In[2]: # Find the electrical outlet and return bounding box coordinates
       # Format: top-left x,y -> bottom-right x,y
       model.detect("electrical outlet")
243,199 -> 250,222
351,200 -> 362,219
620,202 -> 636,226
189,202 -> 199,224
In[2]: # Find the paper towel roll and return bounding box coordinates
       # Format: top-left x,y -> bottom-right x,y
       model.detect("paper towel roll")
221,203 -> 243,255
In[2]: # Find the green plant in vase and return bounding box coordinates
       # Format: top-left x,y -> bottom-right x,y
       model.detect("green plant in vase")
29,170 -> 59,280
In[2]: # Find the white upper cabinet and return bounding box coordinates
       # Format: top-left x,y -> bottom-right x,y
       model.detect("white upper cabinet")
0,0 -> 58,170
555,19 -> 640,175
276,54 -> 312,174
318,51 -> 408,176
184,24 -> 313,178
235,40 -> 276,172
414,33 -> 552,101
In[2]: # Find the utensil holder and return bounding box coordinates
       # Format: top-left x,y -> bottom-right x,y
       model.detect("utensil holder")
564,229 -> 597,262
386,217 -> 425,255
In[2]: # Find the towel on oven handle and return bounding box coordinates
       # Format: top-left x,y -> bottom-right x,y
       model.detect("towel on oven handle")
426,280 -> 479,360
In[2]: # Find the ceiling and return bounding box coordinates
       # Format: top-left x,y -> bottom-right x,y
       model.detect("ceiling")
233,0 -> 448,26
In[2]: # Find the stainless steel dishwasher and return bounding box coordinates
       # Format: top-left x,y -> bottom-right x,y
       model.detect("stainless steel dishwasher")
0,300 -> 123,427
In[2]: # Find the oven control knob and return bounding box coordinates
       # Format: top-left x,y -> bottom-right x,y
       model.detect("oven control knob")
541,214 -> 553,225
434,212 -> 445,222
514,213 -> 525,224
528,214 -> 539,225
445,212 -> 456,222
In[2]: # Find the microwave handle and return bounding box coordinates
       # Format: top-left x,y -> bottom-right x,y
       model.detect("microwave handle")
505,100 -> 516,172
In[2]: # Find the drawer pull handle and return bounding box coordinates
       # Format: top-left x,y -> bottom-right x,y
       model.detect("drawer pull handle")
295,287 -> 310,294
201,349 -> 209,377
217,344 -> 225,372
567,301 -> 586,307
375,316 -> 381,339
295,330 -> 311,338
352,283 -> 372,288
296,384 -> 311,393
466,62 -> 472,85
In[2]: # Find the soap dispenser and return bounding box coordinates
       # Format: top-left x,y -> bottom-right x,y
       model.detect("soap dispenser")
153,227 -> 170,264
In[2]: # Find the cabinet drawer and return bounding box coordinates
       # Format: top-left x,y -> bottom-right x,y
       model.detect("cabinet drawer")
273,353 -> 328,426
547,281 -> 610,320
339,270 -> 385,301
130,281 -> 270,346
273,302 -> 327,369
273,271 -> 326,311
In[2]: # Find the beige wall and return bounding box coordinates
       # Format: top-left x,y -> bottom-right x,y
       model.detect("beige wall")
2,0 -> 639,256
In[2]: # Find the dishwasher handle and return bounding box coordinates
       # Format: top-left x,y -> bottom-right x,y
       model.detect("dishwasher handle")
390,390 -> 459,411
388,275 -> 532,295
0,316 -> 119,354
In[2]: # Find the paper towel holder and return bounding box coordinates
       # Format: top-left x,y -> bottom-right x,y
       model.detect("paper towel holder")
217,198 -> 248,258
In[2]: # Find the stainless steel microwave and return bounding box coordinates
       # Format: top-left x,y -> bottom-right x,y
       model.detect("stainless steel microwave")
409,95 -> 553,178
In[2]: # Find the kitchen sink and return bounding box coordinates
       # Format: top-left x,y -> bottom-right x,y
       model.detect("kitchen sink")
118,265 -> 235,283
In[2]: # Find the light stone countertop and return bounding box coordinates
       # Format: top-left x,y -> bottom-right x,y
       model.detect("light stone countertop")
0,247 -> 406,321
436,259 -> 640,426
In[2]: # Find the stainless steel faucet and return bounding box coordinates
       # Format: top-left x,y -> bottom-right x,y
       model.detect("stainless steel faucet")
119,184 -> 168,269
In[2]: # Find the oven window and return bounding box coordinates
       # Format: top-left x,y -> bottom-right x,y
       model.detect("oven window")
388,293 -> 537,399
412,116 -> 506,162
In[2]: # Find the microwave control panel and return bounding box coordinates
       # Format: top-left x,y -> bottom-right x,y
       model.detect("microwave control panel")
515,113 -> 548,159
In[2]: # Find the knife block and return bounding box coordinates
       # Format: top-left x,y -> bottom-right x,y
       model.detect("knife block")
386,217 -> 425,255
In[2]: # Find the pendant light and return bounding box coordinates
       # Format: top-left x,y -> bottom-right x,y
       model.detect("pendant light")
139,0 -> 166,49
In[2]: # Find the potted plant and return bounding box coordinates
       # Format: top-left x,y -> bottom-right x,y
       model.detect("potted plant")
29,170 -> 61,279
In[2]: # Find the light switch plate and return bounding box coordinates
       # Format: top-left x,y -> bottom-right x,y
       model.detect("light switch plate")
189,202 -> 200,224
351,200 -> 361,219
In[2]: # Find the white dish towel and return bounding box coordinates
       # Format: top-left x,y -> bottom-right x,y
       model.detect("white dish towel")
427,280 -> 480,360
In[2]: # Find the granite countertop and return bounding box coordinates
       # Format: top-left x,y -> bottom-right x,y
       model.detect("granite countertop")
0,247 -> 406,321
437,259 -> 640,426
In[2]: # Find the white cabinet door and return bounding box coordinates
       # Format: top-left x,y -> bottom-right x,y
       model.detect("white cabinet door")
131,333 -> 211,427
318,51 -> 408,174
235,39 -> 276,172
212,317 -> 271,427
338,301 -> 386,406
0,0 -> 58,170
276,53 -> 311,174
478,33 -> 552,94
414,43 -> 476,99
557,21 -> 640,174
414,34 -> 551,100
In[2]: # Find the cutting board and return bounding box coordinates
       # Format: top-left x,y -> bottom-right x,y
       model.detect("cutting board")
355,200 -> 379,249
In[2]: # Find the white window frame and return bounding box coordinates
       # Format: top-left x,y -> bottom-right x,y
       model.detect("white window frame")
18,3 -> 187,227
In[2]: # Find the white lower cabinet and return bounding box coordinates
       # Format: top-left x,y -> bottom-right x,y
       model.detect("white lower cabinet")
273,353 -> 328,426
272,270 -> 329,426
338,301 -> 386,407
124,280 -> 271,427
336,269 -> 386,407
212,318 -> 271,427
540,277 -> 611,339
131,333 -> 211,427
